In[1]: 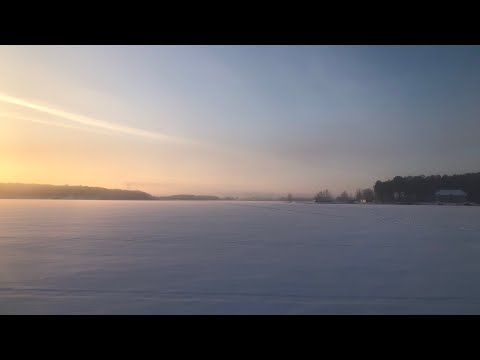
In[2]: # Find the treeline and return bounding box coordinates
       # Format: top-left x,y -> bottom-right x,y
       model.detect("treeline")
282,189 -> 374,203
280,194 -> 315,202
155,194 -> 220,200
0,183 -> 155,200
374,172 -> 480,203
313,188 -> 374,203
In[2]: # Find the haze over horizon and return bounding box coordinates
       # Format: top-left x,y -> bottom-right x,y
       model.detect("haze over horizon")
1,46 -> 479,197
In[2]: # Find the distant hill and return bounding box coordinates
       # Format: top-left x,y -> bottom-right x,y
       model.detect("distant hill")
0,183 -> 223,201
0,183 -> 155,200
155,194 -> 220,200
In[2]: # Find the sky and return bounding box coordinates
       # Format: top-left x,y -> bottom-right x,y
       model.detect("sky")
1,45 -> 479,197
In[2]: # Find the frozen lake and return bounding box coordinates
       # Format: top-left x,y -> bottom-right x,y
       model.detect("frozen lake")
1,200 -> 480,314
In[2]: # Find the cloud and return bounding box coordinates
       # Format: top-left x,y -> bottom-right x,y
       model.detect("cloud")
0,113 -> 115,137
0,92 -> 195,145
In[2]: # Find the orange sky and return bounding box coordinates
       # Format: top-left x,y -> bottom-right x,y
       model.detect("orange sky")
3,46 -> 476,196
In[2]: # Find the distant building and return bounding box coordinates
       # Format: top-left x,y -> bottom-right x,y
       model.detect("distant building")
434,189 -> 467,203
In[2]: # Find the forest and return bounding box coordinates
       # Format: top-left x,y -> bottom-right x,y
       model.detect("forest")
374,172 -> 480,203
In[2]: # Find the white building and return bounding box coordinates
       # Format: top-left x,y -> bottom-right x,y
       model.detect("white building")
434,189 -> 467,203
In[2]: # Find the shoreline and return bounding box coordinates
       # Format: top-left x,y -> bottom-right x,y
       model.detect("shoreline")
0,198 -> 478,206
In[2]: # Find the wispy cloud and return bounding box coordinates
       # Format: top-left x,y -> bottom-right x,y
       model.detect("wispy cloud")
0,113 -> 116,137
0,92 -> 195,144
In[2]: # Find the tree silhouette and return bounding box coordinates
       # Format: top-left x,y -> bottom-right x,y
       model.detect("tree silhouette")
337,191 -> 352,203
315,189 -> 333,203
362,188 -> 375,202
355,189 -> 363,201
373,172 -> 480,203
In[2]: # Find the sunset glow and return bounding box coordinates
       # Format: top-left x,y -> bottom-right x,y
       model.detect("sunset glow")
1,45 -> 479,197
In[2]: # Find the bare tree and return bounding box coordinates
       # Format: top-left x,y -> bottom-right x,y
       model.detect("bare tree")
362,188 -> 375,202
315,189 -> 333,203
337,191 -> 351,202
355,189 -> 363,202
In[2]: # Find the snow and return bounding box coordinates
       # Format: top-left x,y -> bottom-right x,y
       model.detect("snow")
1,200 -> 480,314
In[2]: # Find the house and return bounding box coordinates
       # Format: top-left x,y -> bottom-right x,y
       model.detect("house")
434,189 -> 467,203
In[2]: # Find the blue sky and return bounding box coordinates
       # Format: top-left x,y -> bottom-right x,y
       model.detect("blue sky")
1,46 -> 479,196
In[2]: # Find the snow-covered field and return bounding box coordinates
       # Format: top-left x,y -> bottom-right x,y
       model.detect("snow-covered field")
1,200 -> 480,314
